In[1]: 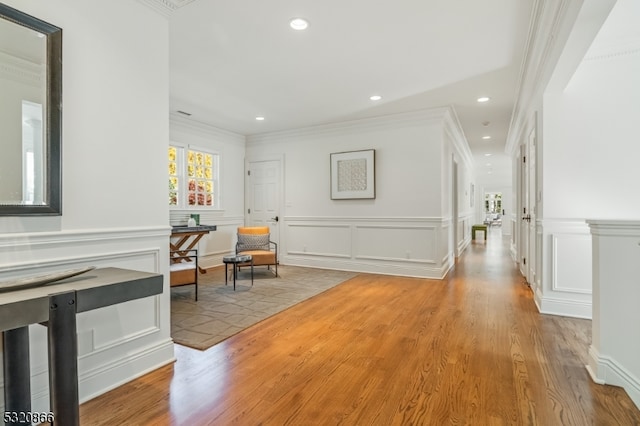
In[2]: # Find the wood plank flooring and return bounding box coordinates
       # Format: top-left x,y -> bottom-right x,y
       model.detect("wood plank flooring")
79,232 -> 640,425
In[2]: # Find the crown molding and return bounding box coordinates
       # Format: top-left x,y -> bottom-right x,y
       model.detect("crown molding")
0,50 -> 43,87
506,0 -> 575,155
584,44 -> 640,62
442,106 -> 474,171
505,0 -> 619,156
136,0 -> 197,17
170,111 -> 245,144
246,107 -> 453,145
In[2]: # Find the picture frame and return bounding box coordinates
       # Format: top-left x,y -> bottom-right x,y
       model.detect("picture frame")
330,149 -> 375,200
470,183 -> 475,207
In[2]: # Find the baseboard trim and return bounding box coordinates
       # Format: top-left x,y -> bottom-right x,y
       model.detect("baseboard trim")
282,256 -> 447,279
587,345 -> 640,410
536,295 -> 592,319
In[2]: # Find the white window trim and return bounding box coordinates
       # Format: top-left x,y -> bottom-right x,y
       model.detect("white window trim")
169,142 -> 221,210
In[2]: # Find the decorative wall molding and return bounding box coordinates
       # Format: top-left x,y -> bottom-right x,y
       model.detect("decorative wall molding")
536,218 -> 592,319
0,50 -> 43,87
136,0 -> 197,17
247,107 -> 454,145
282,216 -> 451,279
170,112 -> 245,144
587,346 -> 640,409
506,0 -> 577,155
536,295 -> 592,319
551,233 -> 592,294
584,46 -> 640,62
0,226 -> 169,251
443,107 -> 474,171
588,219 -> 640,410
586,219 -> 640,236
0,227 -> 172,413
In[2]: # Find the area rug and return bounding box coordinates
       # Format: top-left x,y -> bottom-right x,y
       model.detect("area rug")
170,265 -> 357,350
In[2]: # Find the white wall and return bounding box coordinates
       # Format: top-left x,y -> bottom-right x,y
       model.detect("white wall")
544,57 -> 640,219
506,0 -> 621,320
0,0 -> 173,410
587,221 -> 640,410
533,0 -> 640,321
442,122 -> 475,255
169,114 -> 246,267
245,108 -> 472,278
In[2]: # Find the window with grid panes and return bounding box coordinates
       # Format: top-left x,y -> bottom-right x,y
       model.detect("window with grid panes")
169,145 -> 218,208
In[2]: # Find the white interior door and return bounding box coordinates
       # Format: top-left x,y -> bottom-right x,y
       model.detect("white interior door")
519,126 -> 537,284
527,127 -> 537,286
246,158 -> 281,244
452,159 -> 459,257
519,143 -> 529,279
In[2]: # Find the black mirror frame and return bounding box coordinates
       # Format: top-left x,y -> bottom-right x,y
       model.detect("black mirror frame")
0,3 -> 62,216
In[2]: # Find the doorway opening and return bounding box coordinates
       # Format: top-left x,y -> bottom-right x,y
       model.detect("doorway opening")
484,192 -> 502,227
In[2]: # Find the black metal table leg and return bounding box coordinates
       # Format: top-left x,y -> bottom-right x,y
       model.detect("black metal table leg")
3,327 -> 31,425
232,262 -> 237,291
48,291 -> 79,426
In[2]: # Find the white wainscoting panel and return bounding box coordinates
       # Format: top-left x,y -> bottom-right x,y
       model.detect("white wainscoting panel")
587,220 -> 640,410
0,226 -> 174,411
552,233 -> 592,294
282,217 -> 451,278
537,219 -> 592,319
355,225 -> 436,263
287,223 -> 351,258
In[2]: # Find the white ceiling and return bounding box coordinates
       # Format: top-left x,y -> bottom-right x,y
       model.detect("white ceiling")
169,0 -> 534,177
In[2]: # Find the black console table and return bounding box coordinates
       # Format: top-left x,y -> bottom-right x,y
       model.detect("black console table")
0,268 -> 163,426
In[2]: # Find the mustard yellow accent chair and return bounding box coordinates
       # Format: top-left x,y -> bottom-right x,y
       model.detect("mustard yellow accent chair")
236,226 -> 278,277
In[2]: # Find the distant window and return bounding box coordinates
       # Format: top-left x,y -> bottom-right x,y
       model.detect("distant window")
169,145 -> 219,209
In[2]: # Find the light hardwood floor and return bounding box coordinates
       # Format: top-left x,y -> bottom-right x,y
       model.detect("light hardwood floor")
80,231 -> 640,425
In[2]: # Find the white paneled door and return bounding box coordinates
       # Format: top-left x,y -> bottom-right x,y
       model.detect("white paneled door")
246,158 -> 281,244
519,125 -> 537,285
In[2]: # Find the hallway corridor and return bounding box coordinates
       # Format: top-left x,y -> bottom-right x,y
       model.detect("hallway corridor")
80,232 -> 640,425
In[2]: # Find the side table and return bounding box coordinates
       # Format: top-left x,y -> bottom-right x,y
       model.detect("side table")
222,254 -> 253,290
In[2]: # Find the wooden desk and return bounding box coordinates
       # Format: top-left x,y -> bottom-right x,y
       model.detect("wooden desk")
0,268 -> 163,426
170,225 -> 217,273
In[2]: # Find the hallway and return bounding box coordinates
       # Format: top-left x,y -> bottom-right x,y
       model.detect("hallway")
80,233 -> 640,425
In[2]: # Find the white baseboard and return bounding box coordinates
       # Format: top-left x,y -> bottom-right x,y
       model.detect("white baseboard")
282,255 -> 448,279
587,345 -> 640,410
25,339 -> 176,412
535,294 -> 592,319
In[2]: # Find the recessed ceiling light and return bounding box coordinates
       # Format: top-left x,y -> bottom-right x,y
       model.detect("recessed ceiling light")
482,136 -> 491,140
369,95 -> 382,101
477,97 -> 491,103
484,153 -> 492,156
486,163 -> 492,166
289,18 -> 309,30
255,116 -> 265,121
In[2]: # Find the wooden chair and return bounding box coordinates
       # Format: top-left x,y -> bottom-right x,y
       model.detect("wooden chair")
236,226 -> 278,277
169,249 -> 198,300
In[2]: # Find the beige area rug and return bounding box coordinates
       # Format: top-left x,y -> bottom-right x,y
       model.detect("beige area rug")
170,265 -> 358,350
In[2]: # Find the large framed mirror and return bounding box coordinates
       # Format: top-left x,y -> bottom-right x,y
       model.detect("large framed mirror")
0,3 -> 62,215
